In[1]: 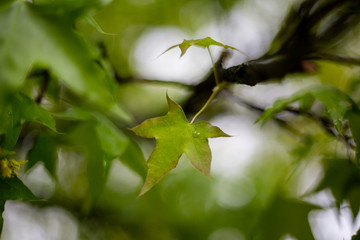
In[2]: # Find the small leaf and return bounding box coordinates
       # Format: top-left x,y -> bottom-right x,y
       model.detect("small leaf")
162,37 -> 247,57
131,94 -> 229,196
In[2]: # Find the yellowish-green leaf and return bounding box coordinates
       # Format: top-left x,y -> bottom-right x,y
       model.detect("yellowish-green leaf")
162,37 -> 247,57
131,94 -> 229,196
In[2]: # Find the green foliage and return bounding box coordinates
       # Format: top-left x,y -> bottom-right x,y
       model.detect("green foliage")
131,95 -> 229,195
315,158 -> 360,217
0,177 -> 39,230
162,37 -> 246,57
0,1 -> 130,121
257,85 -> 360,163
257,86 -> 357,131
352,228 -> 360,240
1,92 -> 56,150
254,194 -> 320,240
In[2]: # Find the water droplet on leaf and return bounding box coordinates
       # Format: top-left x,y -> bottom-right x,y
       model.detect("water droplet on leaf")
193,131 -> 201,137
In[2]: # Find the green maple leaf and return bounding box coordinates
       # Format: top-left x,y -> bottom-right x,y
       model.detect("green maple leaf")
131,95 -> 229,196
162,37 -> 248,57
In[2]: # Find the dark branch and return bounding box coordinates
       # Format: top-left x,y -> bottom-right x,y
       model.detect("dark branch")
220,0 -> 360,86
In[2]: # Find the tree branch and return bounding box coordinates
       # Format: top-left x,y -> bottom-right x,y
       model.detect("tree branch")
221,89 -> 355,149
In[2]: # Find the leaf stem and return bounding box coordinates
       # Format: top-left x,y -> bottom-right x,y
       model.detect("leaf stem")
190,47 -> 225,124
190,83 -> 225,124
207,47 -> 220,85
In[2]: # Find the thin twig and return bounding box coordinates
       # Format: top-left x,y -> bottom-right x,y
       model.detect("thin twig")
221,89 -> 355,149
207,47 -> 220,85
306,54 -> 360,66
190,84 -> 224,124
20,70 -> 50,139
115,76 -> 194,90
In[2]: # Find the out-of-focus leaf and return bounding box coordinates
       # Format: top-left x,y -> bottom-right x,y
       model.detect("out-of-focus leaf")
0,200 -> 4,233
67,121 -> 105,204
131,94 -> 229,196
257,86 -> 357,131
0,177 -> 39,201
0,2 -> 131,122
27,134 -> 57,175
55,108 -> 146,179
94,115 -> 147,179
253,194 -> 319,240
0,177 -> 39,233
32,0 -> 108,15
162,37 -> 247,57
315,158 -> 360,217
257,86 -> 360,163
0,0 -> 13,10
86,15 -> 116,35
1,92 -> 56,149
119,139 -> 147,180
95,115 -> 129,158
347,111 -> 360,164
53,107 -> 93,121
352,228 -> 360,240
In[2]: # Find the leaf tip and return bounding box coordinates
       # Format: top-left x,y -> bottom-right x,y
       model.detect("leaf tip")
138,178 -> 155,197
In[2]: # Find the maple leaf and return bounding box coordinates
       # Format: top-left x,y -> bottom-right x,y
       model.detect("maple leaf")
161,37 -> 248,57
131,95 -> 229,196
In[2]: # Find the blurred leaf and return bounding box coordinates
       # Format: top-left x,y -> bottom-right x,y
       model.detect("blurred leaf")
53,106 -> 94,121
315,158 -> 360,217
257,86 -> 360,163
67,121 -> 105,204
27,134 -> 57,175
0,0 -> 13,10
217,0 -> 239,10
253,194 -> 319,240
119,139 -> 147,180
352,228 -> 360,240
0,177 -> 39,233
347,111 -> 360,164
0,200 -> 4,233
162,37 -> 247,57
95,115 -> 129,158
257,86 -> 357,131
55,108 -> 147,179
0,1 -> 131,122
32,0 -> 108,15
86,15 -> 116,35
0,177 -> 39,201
1,92 -> 56,150
131,94 -> 229,196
